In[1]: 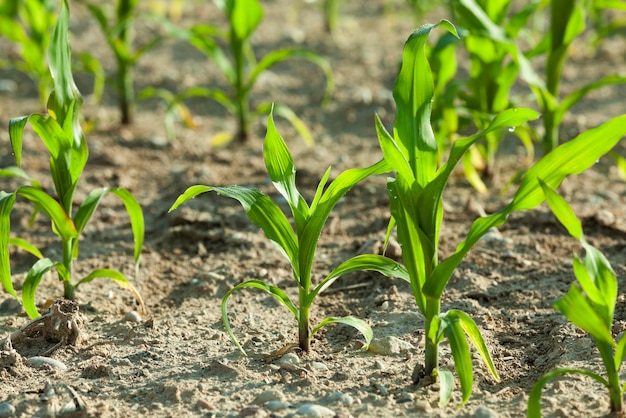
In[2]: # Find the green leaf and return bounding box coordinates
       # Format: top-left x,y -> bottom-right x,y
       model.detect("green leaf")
554,284 -> 615,346
308,254 -> 409,304
263,111 -> 308,226
0,192 -> 18,298
375,114 -> 415,183
75,268 -> 145,314
22,258 -> 56,319
225,0 -> 263,40
539,180 -> 583,240
169,185 -> 299,271
249,49 -> 334,106
312,316 -> 373,351
48,0 -> 79,124
109,188 -> 145,266
438,368 -> 455,407
221,279 -> 298,355
298,159 -> 391,295
17,186 -> 77,240
393,20 -> 458,184
261,102 -> 315,146
8,116 -> 29,167
528,368 -> 609,418
9,237 -> 44,259
449,309 -> 499,381
425,115 -> 626,300
441,312 -> 473,404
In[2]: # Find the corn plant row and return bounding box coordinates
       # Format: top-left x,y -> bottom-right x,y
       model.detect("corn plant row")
2,2 -> 626,417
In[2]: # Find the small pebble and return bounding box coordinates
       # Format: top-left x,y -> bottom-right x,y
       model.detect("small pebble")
266,401 -> 289,412
253,389 -> 285,405
125,310 -> 142,323
0,402 -> 15,418
368,336 -> 415,355
0,298 -> 22,315
415,400 -> 431,412
309,361 -> 328,371
374,360 -> 385,370
27,356 -> 67,370
474,405 -> 498,418
296,403 -> 335,418
397,392 -> 414,404
276,352 -> 300,371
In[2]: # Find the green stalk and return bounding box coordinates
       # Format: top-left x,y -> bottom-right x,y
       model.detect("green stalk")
118,59 -> 134,125
597,342 -> 624,414
422,298 -> 441,381
298,296 -> 311,351
230,32 -> 249,142
62,237 -> 75,300
117,0 -> 135,125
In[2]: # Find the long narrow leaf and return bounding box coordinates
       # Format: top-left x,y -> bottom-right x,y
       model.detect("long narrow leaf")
263,111 -> 308,227
528,368 -> 609,418
222,279 -> 298,355
311,316 -> 373,351
169,185 -> 299,271
441,314 -> 473,404
425,115 -> 626,300
449,309 -> 499,381
17,186 -> 77,240
308,254 -> 409,304
75,268 -> 145,314
21,258 -> 56,319
249,49 -> 334,106
109,188 -> 145,266
539,180 -> 583,240
0,192 -> 18,298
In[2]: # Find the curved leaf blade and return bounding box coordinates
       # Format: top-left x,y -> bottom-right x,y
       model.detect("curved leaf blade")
76,268 -> 145,314
312,316 -> 373,351
221,279 -> 298,355
0,192 -> 18,298
22,258 -> 56,319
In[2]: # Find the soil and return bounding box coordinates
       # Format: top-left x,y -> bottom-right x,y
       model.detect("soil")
1,1 -> 626,417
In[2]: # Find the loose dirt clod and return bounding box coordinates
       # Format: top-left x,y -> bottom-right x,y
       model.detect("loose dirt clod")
11,300 -> 84,356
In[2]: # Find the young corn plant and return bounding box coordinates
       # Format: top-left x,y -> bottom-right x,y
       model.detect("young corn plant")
0,0 -> 57,103
375,21 -> 626,406
0,0 -> 145,318
528,182 -> 626,417
449,0 -> 538,191
526,0 -> 626,152
159,0 -> 333,145
169,110 -> 407,354
80,0 -> 165,125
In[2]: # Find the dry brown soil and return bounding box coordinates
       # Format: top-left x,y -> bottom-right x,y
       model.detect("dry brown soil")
1,1 -> 626,417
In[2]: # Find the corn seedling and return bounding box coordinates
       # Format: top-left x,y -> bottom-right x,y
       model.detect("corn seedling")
449,0 -> 538,191
159,0 -> 333,145
169,110 -> 408,354
374,21 -> 626,406
526,0 -> 626,152
80,0 -> 166,125
528,181 -> 625,417
0,0 -> 145,318
0,0 -> 57,103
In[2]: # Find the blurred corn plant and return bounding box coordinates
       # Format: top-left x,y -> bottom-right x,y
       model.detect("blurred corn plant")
0,0 -> 145,318
170,109 -> 406,354
448,0 -> 539,192
525,0 -> 626,153
79,0 -> 167,125
0,0 -> 105,106
528,181 -> 626,417
373,21 -> 626,406
157,0 -> 333,145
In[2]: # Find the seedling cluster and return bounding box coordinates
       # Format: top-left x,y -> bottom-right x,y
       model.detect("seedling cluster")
1,0 -> 626,416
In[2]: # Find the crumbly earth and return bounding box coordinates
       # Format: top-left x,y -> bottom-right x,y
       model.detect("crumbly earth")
0,1 -> 626,417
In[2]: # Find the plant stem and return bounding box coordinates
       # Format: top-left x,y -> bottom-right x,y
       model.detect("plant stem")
117,0 -> 135,125
598,342 -> 623,415
298,297 -> 310,352
118,60 -> 134,125
230,31 -> 249,142
542,112 -> 559,154
420,299 -> 441,382
62,238 -> 75,300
